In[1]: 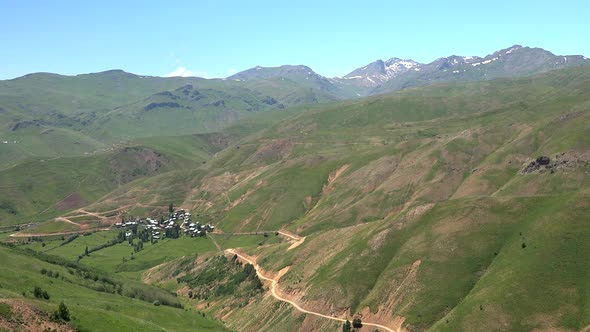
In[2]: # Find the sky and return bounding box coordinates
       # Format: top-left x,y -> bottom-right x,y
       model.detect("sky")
1,0 -> 589,79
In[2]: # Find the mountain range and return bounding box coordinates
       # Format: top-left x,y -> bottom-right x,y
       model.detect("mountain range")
230,45 -> 590,96
0,44 -> 589,332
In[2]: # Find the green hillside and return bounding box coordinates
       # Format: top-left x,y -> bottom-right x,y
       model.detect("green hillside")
0,243 -> 230,331
0,133 -> 228,226
2,67 -> 589,331
0,70 -> 338,167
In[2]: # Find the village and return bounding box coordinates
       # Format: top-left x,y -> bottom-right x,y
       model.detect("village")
114,207 -> 215,241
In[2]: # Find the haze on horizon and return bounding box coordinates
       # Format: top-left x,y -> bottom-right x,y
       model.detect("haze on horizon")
1,0 -> 589,80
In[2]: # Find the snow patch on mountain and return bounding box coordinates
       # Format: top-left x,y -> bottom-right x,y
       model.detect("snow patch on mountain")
471,57 -> 499,67
505,45 -> 522,54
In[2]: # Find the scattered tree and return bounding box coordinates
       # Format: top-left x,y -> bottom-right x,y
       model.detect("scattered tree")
169,202 -> 174,213
343,319 -> 352,332
85,246 -> 89,256
57,301 -> 70,321
352,318 -> 363,328
33,286 -> 50,300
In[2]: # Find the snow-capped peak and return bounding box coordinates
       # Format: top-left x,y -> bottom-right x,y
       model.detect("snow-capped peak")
505,45 -> 522,55
461,56 -> 481,63
340,58 -> 421,87
384,58 -> 419,74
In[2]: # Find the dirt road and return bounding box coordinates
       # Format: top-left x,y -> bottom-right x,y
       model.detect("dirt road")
9,227 -> 111,238
226,249 -> 398,332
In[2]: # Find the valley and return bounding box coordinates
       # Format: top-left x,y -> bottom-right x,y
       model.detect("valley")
0,50 -> 589,331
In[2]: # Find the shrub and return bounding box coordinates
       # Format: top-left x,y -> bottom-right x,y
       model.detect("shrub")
56,301 -> 70,321
343,320 -> 352,332
33,286 -> 50,299
352,318 -> 362,328
0,303 -> 12,319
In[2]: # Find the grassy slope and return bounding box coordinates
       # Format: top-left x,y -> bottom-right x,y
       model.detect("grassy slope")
133,68 -> 587,331
0,134 -> 223,225
243,70 -> 589,331
4,68 -> 590,331
0,70 -> 337,167
0,245 -> 230,331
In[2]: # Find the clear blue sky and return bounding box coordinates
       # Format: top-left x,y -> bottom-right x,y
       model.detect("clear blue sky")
1,0 -> 589,79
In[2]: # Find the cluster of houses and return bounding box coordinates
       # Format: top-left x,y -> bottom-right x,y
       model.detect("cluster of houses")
114,208 -> 215,240
171,209 -> 216,237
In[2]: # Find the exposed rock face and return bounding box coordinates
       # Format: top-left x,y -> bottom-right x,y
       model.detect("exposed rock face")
521,152 -> 590,174
537,156 -> 550,165
206,100 -> 225,107
552,151 -> 590,171
154,91 -> 178,99
10,120 -> 43,131
143,102 -> 189,111
522,156 -> 552,173
263,96 -> 278,105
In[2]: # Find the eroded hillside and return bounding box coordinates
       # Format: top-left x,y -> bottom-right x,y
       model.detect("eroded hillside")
2,68 -> 589,331
50,69 -> 590,331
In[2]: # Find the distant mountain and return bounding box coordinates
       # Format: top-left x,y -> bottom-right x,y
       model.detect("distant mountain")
2,45 -> 589,166
228,65 -> 320,81
338,45 -> 590,95
0,69 -> 339,166
229,45 -> 590,97
340,58 -> 420,87
228,65 -> 348,98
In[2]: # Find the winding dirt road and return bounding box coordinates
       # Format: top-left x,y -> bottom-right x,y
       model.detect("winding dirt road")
226,249 -> 398,332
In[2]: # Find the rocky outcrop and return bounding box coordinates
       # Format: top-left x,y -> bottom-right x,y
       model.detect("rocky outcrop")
522,156 -> 553,174
143,102 -> 190,111
521,152 -> 590,174
10,120 -> 43,131
206,100 -> 225,107
154,91 -> 178,99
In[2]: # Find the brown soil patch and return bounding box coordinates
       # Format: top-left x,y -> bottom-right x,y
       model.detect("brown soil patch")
322,164 -> 350,194
348,156 -> 400,193
245,138 -> 294,163
56,192 -> 86,210
277,230 -> 305,251
109,146 -> 168,184
54,217 -> 81,227
199,167 -> 267,197
303,195 -> 313,209
403,203 -> 434,219
359,260 -> 420,332
0,299 -> 75,332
